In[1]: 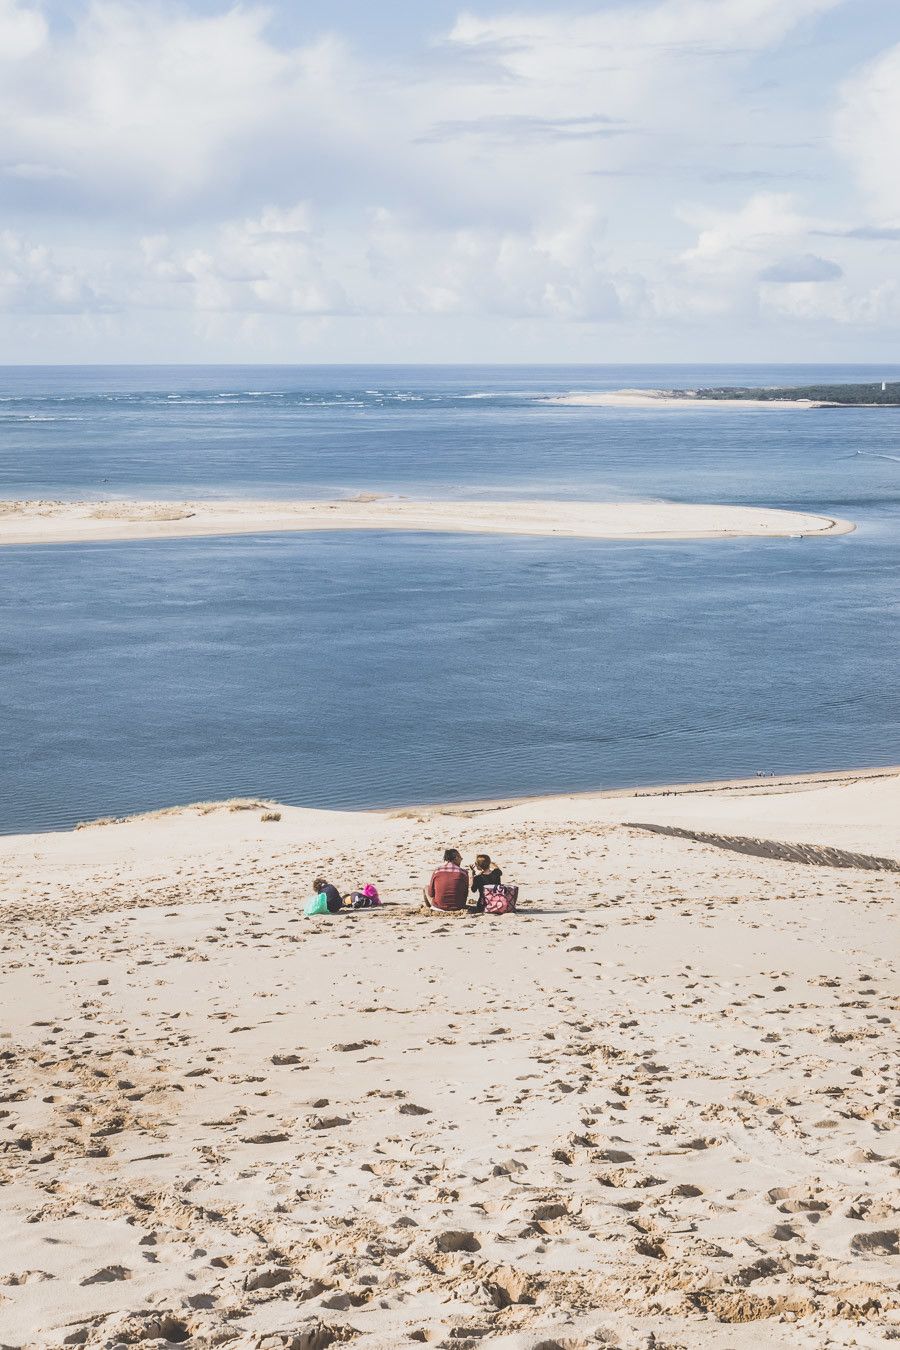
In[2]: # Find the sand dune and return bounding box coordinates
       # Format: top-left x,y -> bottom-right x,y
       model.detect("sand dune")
0,769 -> 897,1347
0,496 -> 854,547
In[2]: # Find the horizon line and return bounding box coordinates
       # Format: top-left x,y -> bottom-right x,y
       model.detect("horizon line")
2,360 -> 900,370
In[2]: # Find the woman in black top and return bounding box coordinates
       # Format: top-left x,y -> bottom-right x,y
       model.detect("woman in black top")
312,876 -> 344,914
468,853 -> 502,912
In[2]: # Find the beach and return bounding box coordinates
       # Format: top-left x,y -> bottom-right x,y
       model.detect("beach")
1,768 -> 898,1348
0,497 -> 854,548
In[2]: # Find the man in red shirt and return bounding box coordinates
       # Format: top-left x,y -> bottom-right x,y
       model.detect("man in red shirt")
423,848 -> 470,912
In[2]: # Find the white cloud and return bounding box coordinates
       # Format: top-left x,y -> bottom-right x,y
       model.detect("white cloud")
0,0 -> 45,60
0,231 -> 109,312
0,3 -> 362,215
131,203 -> 623,321
634,195 -> 874,323
382,208 -> 625,320
836,42 -> 900,222
762,277 -> 900,325
678,193 -> 808,280
1,174 -> 888,337
2,0 -> 899,356
138,210 -> 351,315
0,0 -> 848,225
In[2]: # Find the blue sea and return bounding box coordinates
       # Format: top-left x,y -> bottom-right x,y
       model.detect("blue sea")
2,364 -> 898,834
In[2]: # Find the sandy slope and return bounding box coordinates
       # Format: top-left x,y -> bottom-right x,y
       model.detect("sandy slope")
0,770 -> 897,1348
0,497 -> 854,547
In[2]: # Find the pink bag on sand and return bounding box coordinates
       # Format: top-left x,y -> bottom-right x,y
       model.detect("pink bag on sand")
483,883 -> 518,915
351,884 -> 381,909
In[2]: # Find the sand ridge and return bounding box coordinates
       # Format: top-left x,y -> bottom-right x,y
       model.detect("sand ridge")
0,496 -> 855,547
0,771 -> 898,1347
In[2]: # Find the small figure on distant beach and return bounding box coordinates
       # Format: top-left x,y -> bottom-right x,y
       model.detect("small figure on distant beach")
312,875 -> 344,914
305,878 -> 382,915
348,883 -> 381,908
423,848 -> 469,912
467,853 -> 502,912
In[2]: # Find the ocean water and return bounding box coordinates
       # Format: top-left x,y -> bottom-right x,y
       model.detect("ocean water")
2,364 -> 899,834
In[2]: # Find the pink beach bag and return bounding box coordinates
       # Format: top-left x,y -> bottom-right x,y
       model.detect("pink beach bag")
483,883 -> 519,915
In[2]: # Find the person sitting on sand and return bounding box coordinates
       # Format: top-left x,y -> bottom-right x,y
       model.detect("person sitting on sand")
467,853 -> 502,912
423,849 -> 469,912
312,876 -> 344,914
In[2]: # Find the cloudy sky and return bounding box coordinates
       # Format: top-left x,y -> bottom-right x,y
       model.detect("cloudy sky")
1,0 -> 899,362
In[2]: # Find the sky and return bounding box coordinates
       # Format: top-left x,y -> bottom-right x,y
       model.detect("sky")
1,0 -> 899,363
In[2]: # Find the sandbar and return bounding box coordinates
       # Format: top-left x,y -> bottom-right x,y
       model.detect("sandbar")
0,766 -> 897,1346
544,389 -> 822,409
0,496 -> 854,546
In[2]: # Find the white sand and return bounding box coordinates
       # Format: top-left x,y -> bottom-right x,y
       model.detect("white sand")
0,497 -> 854,546
1,769 -> 898,1348
545,390 -> 821,409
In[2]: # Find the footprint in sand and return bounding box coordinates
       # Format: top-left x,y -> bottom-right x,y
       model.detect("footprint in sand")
80,1265 -> 132,1285
2,1270 -> 53,1286
434,1230 -> 481,1253
850,1229 -> 899,1256
766,1185 -> 831,1216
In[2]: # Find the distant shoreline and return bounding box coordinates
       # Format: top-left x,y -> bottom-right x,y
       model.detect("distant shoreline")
390,763 -> 900,818
12,762 -> 898,840
0,497 -> 855,546
547,389 -> 818,409
547,383 -> 900,409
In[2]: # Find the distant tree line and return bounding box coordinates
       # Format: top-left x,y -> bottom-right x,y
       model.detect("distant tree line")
687,383 -> 900,405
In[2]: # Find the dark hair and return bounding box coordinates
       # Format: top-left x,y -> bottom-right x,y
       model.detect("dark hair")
312,876 -> 327,891
475,853 -> 491,869
443,848 -> 460,863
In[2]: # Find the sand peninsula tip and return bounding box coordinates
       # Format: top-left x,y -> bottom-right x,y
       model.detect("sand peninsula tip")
546,381 -> 900,409
0,497 -> 854,546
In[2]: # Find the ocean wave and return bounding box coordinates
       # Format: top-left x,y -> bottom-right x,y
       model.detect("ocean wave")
0,412 -> 83,421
